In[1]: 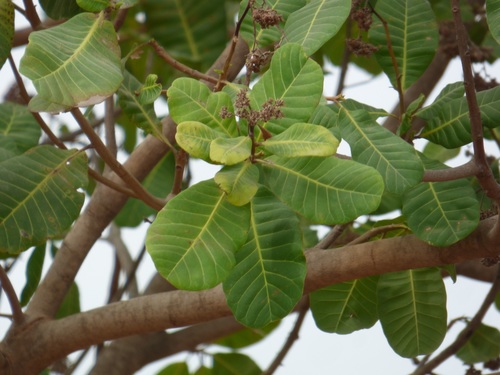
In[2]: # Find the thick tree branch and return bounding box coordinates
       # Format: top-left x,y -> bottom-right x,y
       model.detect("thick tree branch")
422,160 -> 479,182
6,216 -> 499,374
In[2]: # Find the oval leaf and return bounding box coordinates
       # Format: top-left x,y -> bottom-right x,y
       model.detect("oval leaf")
250,43 -> 324,135
261,156 -> 384,224
456,323 -> 500,364
284,0 -> 351,56
146,180 -> 250,290
213,353 -> 261,375
261,123 -> 339,157
176,121 -> 222,162
214,162 -> 260,206
487,0 -> 500,44
19,12 -> 123,113
210,136 -> 252,165
310,276 -> 379,334
0,0 -> 14,70
0,146 -> 88,254
377,268 -> 447,357
223,188 -> 306,327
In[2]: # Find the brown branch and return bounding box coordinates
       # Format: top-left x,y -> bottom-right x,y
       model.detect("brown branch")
451,1 -> 500,205
171,149 -> 187,196
336,18 -> 352,95
71,108 -> 165,211
412,264 -> 500,375
0,265 -> 24,326
262,298 -> 309,375
314,224 -> 349,249
422,160 -> 479,182
104,97 -> 118,158
22,0 -> 42,30
149,40 -> 221,86
7,216 -> 500,374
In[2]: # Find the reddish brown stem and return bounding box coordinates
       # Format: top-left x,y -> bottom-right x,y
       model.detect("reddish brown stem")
0,265 -> 24,325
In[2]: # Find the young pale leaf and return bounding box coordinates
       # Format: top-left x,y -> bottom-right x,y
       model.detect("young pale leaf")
19,13 -> 122,113
284,0 -> 351,56
138,74 -> 162,105
0,103 -> 41,162
369,0 -> 438,90
456,323 -> 500,364
378,268 -> 447,357
168,78 -> 237,137
144,0 -> 227,70
402,156 -> 480,246
419,86 -> 500,148
20,245 -> 46,307
250,43 -> 323,135
115,153 -> 175,227
310,276 -> 379,334
261,156 -> 384,224
214,162 -> 260,206
76,0 -> 109,12
239,0 -> 305,49
0,0 -> 14,70
213,353 -> 261,375
487,0 -> 500,44
223,188 -> 306,327
0,146 -> 88,255
260,123 -> 339,157
175,121 -> 221,162
339,108 -> 424,194
210,136 -> 252,165
146,180 -> 250,290
117,70 -> 164,142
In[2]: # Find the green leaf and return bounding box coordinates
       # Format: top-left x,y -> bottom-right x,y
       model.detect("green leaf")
146,179 -> 250,290
486,0 -> 500,44
175,121 -> 222,162
115,153 -> 175,227
0,103 -> 41,162
284,0 -> 351,56
138,74 -> 162,105
210,136 -> 252,165
369,0 -> 438,90
20,245 -> 46,306
156,362 -> 190,375
117,70 -> 165,142
250,44 -> 324,135
0,146 -> 88,255
419,86 -> 500,148
240,0 -> 306,49
55,282 -> 81,319
261,156 -> 384,224
339,99 -> 390,120
143,0 -> 227,70
39,0 -> 84,19
338,107 -> 424,194
422,141 -> 460,163
261,123 -> 339,157
214,162 -> 260,206
223,188 -> 306,327
456,323 -> 500,364
0,0 -> 14,70
215,321 -> 280,349
19,12 -> 123,113
310,276 -> 379,334
212,353 -> 261,375
168,78 -> 238,137
377,268 -> 447,357
77,0 -> 109,12
402,158 -> 480,246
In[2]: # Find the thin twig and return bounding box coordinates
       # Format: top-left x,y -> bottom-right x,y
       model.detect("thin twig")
346,224 -> 409,246
214,1 -> 253,91
104,97 -> 118,158
171,149 -> 187,196
336,18 -> 352,95
262,298 -> 310,375
412,264 -> 500,375
64,348 -> 91,375
71,108 -> 165,211
451,1 -> 500,205
149,40 -> 221,85
0,265 -> 24,325
371,6 -> 405,132
314,224 -> 349,250
110,245 -> 147,303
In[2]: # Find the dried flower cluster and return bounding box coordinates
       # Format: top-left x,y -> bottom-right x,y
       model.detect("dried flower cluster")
351,0 -> 373,31
347,37 -> 378,57
252,6 -> 283,29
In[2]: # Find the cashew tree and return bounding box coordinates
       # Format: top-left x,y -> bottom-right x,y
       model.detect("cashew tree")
0,0 -> 499,374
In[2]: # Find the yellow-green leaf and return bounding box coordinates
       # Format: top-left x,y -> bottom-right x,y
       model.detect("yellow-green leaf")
210,137 -> 252,165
